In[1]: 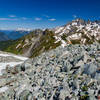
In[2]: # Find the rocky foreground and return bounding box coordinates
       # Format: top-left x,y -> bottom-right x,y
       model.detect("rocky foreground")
0,44 -> 100,100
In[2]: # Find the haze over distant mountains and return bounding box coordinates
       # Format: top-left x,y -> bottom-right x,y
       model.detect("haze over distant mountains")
0,28 -> 31,41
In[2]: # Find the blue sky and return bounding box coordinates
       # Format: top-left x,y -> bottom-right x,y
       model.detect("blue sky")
0,0 -> 100,30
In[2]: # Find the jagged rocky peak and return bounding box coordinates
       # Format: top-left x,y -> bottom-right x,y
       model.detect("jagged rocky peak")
67,18 -> 100,26
54,18 -> 100,33
69,18 -> 86,25
53,19 -> 100,45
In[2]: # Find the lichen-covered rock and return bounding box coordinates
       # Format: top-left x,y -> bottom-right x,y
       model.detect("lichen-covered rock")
18,90 -> 33,100
0,44 -> 100,99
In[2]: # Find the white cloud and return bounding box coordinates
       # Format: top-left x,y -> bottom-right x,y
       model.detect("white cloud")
0,17 -> 28,21
0,18 -> 18,21
49,18 -> 56,21
22,17 -> 27,20
45,15 -> 50,18
43,15 -> 50,18
9,15 -> 16,18
73,15 -> 77,18
35,17 -> 42,21
0,28 -> 9,30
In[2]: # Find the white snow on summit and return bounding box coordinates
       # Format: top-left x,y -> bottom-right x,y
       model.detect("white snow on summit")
16,28 -> 32,32
53,19 -> 100,46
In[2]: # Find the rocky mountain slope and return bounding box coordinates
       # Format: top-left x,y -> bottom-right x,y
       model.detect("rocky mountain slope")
2,29 -> 61,57
53,19 -> 100,45
0,44 -> 100,99
1,19 -> 100,58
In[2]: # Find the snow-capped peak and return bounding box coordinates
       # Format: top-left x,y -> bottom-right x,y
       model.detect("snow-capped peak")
53,19 -> 100,46
16,28 -> 32,32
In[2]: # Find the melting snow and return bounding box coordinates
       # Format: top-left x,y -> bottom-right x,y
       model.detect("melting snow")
54,36 -> 61,43
72,22 -> 77,26
16,44 -> 21,49
0,86 -> 8,93
55,27 -> 64,34
61,40 -> 66,48
54,36 -> 66,48
66,25 -> 71,30
0,54 -> 28,61
0,53 -> 28,75
0,62 -> 23,75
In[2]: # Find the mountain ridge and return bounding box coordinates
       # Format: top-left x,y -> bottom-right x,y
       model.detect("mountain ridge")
1,19 -> 100,57
0,19 -> 100,99
53,18 -> 100,45
0,28 -> 31,40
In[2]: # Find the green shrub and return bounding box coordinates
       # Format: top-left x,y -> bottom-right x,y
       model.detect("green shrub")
81,86 -> 88,91
80,94 -> 89,100
71,39 -> 81,44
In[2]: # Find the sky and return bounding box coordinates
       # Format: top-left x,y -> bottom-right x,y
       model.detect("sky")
0,0 -> 100,30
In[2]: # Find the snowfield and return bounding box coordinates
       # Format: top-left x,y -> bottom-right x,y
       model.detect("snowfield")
0,86 -> 9,93
0,52 -> 28,93
0,52 -> 28,76
0,53 -> 28,61
0,62 -> 24,75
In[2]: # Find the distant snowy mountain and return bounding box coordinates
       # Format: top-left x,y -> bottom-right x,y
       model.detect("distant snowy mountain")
16,28 -> 32,32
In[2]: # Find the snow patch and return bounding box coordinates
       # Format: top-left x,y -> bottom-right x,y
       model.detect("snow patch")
0,54 -> 28,61
0,52 -> 28,75
61,40 -> 66,48
0,62 -> 23,75
66,25 -> 71,30
72,22 -> 77,26
0,86 -> 8,93
54,36 -> 67,47
16,43 -> 21,49
55,27 -> 64,34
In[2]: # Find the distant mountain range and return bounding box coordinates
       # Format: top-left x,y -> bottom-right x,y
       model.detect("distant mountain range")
0,28 -> 31,41
7,30 -> 31,40
0,32 -> 10,41
1,19 -> 100,57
